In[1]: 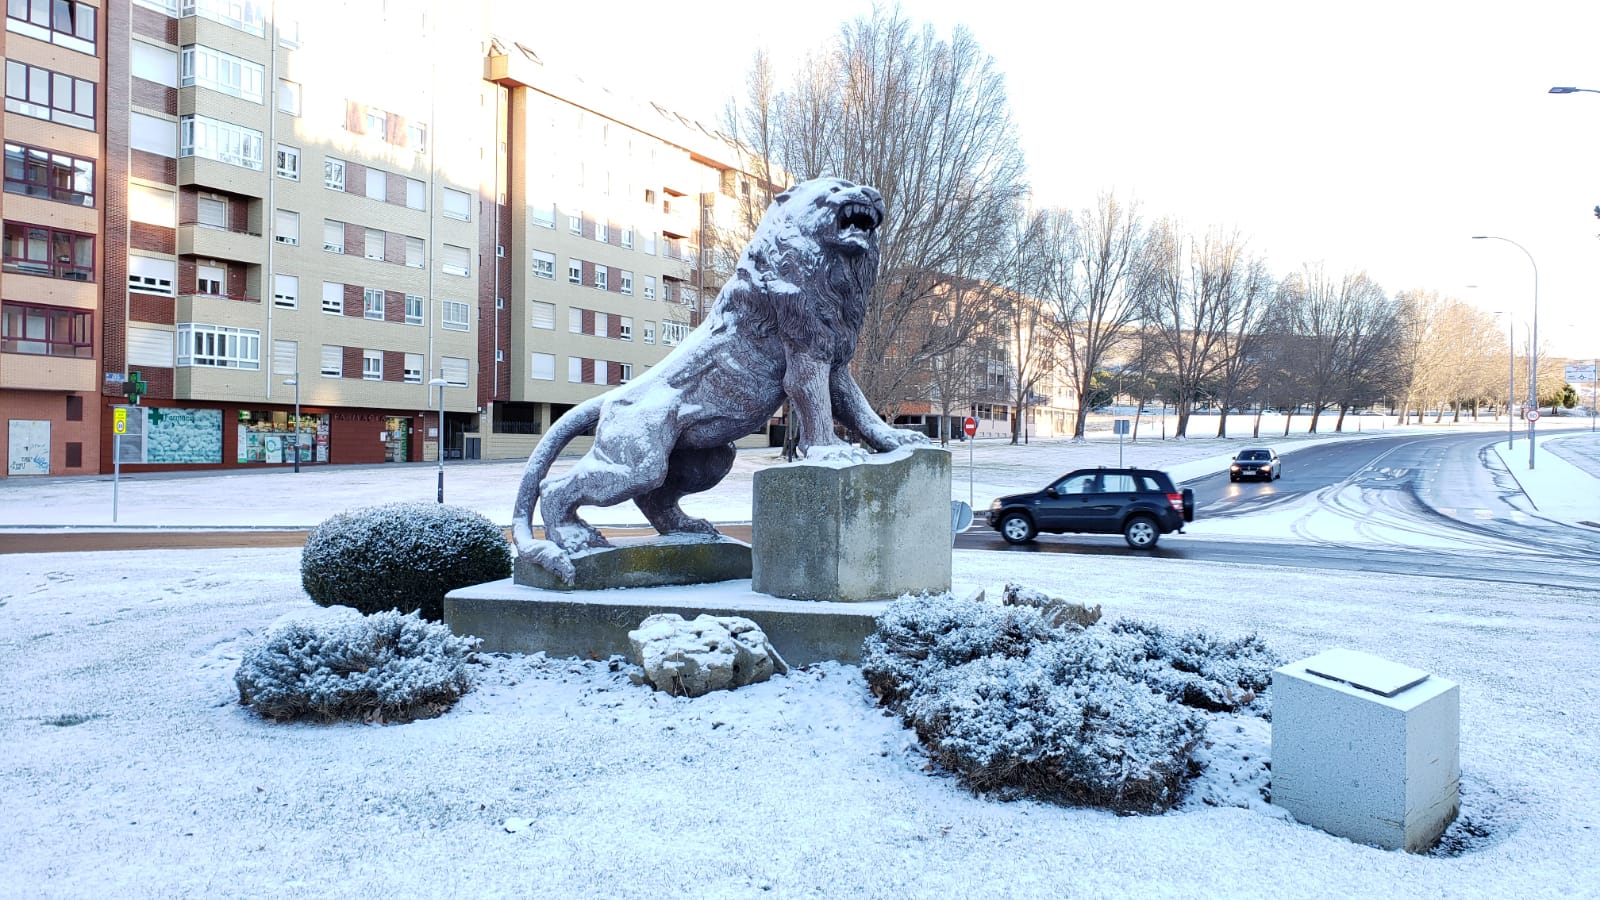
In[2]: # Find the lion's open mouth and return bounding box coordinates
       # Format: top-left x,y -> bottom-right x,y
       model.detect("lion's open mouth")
837,201 -> 881,239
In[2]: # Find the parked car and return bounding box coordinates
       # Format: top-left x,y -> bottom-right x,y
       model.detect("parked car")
1229,447 -> 1281,482
986,467 -> 1195,549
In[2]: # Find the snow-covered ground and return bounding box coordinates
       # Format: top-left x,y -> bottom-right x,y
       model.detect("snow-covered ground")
3,422 -> 1599,897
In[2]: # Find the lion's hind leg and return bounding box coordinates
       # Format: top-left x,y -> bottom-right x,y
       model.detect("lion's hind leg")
634,443 -> 735,536
540,450 -> 664,553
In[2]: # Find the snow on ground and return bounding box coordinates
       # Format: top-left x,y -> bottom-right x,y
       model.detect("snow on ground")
3,420 -> 1599,897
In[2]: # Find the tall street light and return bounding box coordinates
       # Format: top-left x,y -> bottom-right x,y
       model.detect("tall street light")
282,378 -> 300,473
428,377 -> 449,503
1548,86 -> 1600,95
1472,236 -> 1538,469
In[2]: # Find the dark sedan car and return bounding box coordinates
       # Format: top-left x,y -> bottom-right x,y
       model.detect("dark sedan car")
987,466 -> 1195,549
1230,447 -> 1281,482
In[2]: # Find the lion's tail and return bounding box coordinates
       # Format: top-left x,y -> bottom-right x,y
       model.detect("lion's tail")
511,397 -> 604,554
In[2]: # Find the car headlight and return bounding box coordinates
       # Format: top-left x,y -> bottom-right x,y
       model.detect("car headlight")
1230,464 -> 1240,471
1261,463 -> 1272,470
989,499 -> 1002,511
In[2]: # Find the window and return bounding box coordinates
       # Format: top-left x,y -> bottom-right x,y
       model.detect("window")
6,0 -> 96,54
406,178 -> 424,210
196,264 -> 225,296
568,307 -> 583,334
5,61 -> 96,129
441,356 -> 468,387
179,114 -> 263,170
132,41 -> 178,87
278,15 -> 300,47
274,209 -> 299,245
662,322 -> 689,345
643,321 -> 655,344
594,267 -> 607,291
404,353 -> 423,384
177,323 -> 260,369
530,301 -> 556,330
2,223 -> 93,281
441,300 -> 469,330
643,231 -> 656,255
365,107 -> 387,135
131,112 -> 178,157
273,274 -> 298,309
365,229 -> 385,261
196,195 -> 226,228
184,0 -> 265,36
443,188 -> 471,221
180,45 -> 264,102
530,352 -> 555,381
567,356 -> 582,383
365,168 -> 386,201
643,275 -> 656,300
405,294 -> 423,325
275,145 -> 299,179
321,281 -> 343,314
568,259 -> 582,284
277,79 -> 300,115
681,287 -> 698,307
621,271 -> 633,295
621,227 -> 633,249
618,363 -> 633,384
619,317 -> 633,341
405,236 -> 424,268
128,256 -> 176,296
130,184 -> 177,227
4,142 -> 94,207
320,344 -> 341,376
362,349 -> 382,380
495,349 -> 504,362
568,211 -> 582,235
532,251 -> 555,280
1,302 -> 92,357
363,287 -> 384,320
441,244 -> 469,276
407,123 -> 427,152
596,221 -> 608,243
322,220 -> 344,253
272,339 -> 296,375
595,314 -> 608,338
532,201 -> 555,228
324,157 -> 345,191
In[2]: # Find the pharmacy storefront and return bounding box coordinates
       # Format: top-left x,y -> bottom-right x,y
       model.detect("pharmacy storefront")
237,409 -> 326,464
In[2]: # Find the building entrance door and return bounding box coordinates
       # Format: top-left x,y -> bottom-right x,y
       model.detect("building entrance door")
383,417 -> 410,462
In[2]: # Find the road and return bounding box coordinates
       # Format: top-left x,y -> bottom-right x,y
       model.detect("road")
956,431 -> 1600,592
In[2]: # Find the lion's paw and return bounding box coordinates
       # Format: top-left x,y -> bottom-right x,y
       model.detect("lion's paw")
870,427 -> 931,450
801,442 -> 870,464
519,539 -> 577,584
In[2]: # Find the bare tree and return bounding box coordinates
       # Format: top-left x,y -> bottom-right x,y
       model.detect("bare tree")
1038,194 -> 1154,440
1278,266 -> 1394,433
756,7 -> 1030,416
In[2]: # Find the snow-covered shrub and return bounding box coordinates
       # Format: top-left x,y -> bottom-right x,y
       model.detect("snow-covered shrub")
300,502 -> 511,621
905,643 -> 1206,813
860,592 -> 1057,705
1107,619 -> 1281,712
1002,581 -> 1102,629
862,590 -> 1282,814
235,609 -> 479,724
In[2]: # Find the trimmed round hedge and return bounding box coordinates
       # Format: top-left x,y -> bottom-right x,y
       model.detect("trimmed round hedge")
301,501 -> 511,621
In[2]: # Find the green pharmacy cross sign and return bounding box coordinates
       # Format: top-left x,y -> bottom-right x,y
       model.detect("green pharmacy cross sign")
124,371 -> 148,404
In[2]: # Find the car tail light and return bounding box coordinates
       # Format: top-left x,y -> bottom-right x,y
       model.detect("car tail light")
1167,492 -> 1184,512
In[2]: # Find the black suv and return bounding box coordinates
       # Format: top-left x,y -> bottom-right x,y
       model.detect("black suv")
986,467 -> 1195,549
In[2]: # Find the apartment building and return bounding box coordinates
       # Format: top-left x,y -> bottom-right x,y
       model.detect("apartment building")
2,0 -> 771,477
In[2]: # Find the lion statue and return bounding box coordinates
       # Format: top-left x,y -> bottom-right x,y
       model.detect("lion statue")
512,177 -> 928,582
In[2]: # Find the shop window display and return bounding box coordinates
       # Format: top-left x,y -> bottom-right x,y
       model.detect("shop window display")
238,409 -> 327,463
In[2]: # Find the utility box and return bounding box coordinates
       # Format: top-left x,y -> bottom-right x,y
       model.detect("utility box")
1271,648 -> 1459,853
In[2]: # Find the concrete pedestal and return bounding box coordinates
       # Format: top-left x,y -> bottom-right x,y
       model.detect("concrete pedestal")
1271,648 -> 1460,852
513,534 -> 751,591
752,446 -> 952,601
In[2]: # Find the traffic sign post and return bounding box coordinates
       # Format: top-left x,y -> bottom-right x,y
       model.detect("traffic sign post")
963,416 -> 978,507
112,406 -> 127,522
1114,418 -> 1130,466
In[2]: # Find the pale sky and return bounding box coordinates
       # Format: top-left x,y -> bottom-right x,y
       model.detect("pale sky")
529,0 -> 1600,361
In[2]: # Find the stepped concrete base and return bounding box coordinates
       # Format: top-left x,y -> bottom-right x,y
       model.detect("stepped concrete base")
753,446 -> 953,601
514,534 -> 752,591
445,579 -> 984,666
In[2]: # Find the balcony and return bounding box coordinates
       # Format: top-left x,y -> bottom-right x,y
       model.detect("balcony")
179,222 -> 266,265
179,157 -> 267,199
0,352 -> 96,392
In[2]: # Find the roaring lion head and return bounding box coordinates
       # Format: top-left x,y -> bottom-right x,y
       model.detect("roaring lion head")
719,178 -> 886,353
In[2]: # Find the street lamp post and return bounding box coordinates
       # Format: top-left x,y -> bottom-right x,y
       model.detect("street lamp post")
1472,236 -> 1538,469
282,378 -> 300,473
428,377 -> 448,503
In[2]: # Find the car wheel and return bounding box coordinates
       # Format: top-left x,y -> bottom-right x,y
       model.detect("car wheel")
1000,512 -> 1036,544
1275,467 -> 1282,480
1123,515 -> 1159,549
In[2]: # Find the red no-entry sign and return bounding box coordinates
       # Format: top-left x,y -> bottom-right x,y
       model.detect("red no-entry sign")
963,416 -> 978,437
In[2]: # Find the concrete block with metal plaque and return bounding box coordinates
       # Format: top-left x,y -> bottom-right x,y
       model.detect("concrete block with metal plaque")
1271,648 -> 1460,852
